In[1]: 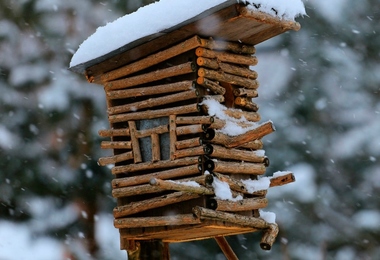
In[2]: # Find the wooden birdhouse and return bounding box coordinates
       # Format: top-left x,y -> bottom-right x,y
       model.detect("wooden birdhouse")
70,0 -> 304,258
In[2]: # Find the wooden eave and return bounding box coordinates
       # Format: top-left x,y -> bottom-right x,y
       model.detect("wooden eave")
70,3 -> 300,81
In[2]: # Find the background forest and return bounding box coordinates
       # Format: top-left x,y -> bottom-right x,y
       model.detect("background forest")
0,0 -> 379,259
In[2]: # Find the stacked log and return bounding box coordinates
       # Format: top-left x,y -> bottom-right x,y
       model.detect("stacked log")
96,36 -> 296,250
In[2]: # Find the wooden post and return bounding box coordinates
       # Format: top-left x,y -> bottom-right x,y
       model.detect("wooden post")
127,240 -> 170,260
214,237 -> 239,260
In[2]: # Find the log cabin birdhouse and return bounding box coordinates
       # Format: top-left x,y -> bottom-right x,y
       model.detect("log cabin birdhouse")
70,0 -> 305,258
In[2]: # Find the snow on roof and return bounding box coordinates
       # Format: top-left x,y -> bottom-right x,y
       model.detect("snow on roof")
70,0 -> 305,69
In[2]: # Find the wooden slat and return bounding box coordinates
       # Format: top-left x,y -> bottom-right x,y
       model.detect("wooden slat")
198,68 -> 259,89
112,164 -> 200,188
112,156 -> 199,175
197,57 -> 258,79
113,191 -> 200,218
105,62 -> 195,91
151,133 -> 161,162
128,121 -> 142,163
114,214 -> 201,229
98,151 -> 133,166
195,47 -> 258,66
101,141 -> 132,149
96,36 -> 203,83
106,80 -> 194,100
108,89 -> 198,115
108,103 -> 199,123
169,115 -> 177,160
205,160 -> 266,175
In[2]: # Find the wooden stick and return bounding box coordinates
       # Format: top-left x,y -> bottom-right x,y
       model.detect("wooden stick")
128,121 -> 142,164
235,97 -> 259,112
175,137 -> 202,150
113,192 -> 200,218
169,115 -> 177,161
173,146 -> 205,159
205,144 -> 266,163
98,128 -> 130,137
176,116 -> 214,125
101,141 -> 132,149
204,160 -> 266,175
176,124 -> 204,136
105,62 -> 196,91
106,80 -> 194,100
234,88 -> 258,98
112,184 -> 163,198
192,206 -> 269,229
270,172 -> 295,187
202,104 -> 261,122
195,47 -> 258,66
108,89 -> 198,115
205,130 -> 264,149
212,172 -> 266,196
151,133 -> 160,162
114,214 -> 201,229
112,157 -> 199,175
198,68 -> 259,89
150,178 -> 214,195
214,237 -> 239,260
197,57 -> 258,79
196,77 -> 226,95
136,124 -> 169,138
200,38 -> 256,54
98,151 -> 133,166
98,36 -> 203,83
223,121 -> 275,148
209,197 -> 268,211
204,95 -> 225,103
109,103 -> 199,123
210,119 -> 257,130
112,164 -> 200,188
260,223 -> 279,250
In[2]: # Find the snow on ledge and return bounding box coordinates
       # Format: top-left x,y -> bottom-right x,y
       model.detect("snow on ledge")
70,0 -> 305,68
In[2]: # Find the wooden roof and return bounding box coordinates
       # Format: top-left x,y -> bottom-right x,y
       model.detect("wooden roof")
71,2 -> 300,80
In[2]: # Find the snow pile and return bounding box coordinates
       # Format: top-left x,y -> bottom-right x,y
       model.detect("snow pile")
259,210 -> 276,224
70,0 -> 305,67
202,98 -> 259,136
241,0 -> 306,21
170,180 -> 201,187
242,177 -> 270,193
212,177 -> 243,201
